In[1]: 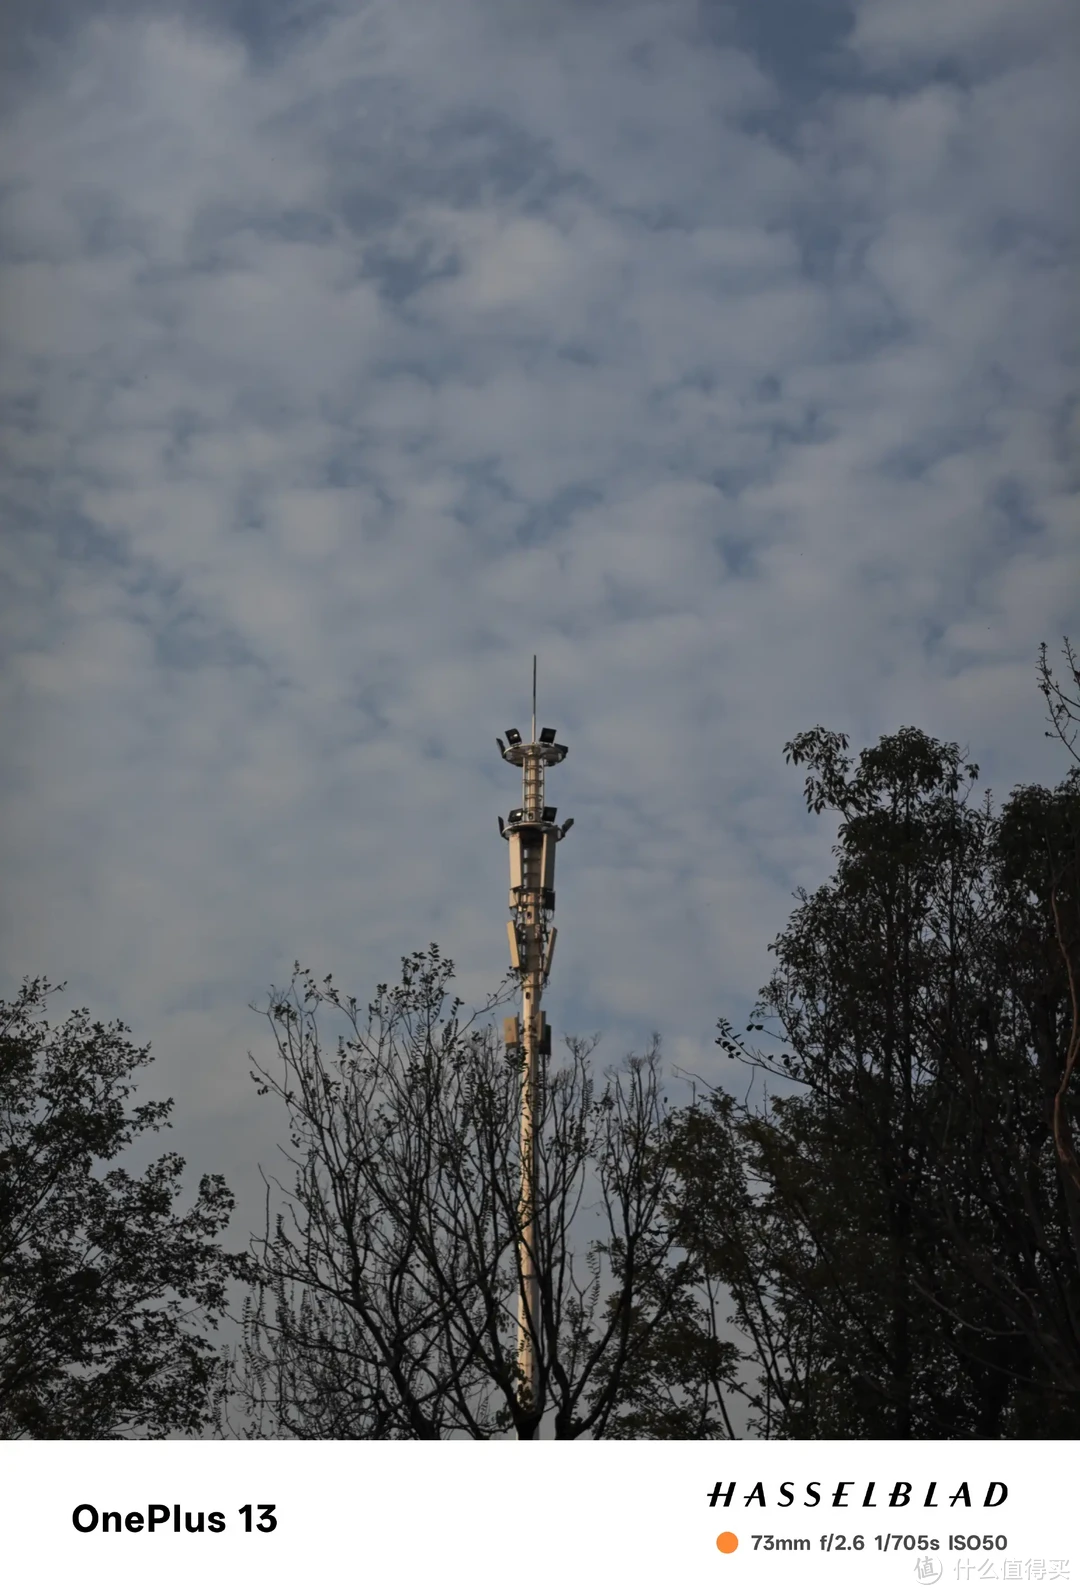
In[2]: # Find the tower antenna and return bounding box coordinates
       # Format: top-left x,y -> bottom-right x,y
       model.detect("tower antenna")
495,677 -> 573,1435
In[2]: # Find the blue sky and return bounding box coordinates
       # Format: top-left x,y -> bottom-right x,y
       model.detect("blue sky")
0,0 -> 1077,1256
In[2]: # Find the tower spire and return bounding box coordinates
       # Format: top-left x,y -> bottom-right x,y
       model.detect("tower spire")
495,667 -> 573,1434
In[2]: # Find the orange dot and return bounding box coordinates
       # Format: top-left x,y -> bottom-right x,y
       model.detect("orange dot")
716,1532 -> 739,1554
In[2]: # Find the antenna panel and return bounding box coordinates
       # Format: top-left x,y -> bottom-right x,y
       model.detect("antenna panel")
508,832 -> 523,891
540,832 -> 556,891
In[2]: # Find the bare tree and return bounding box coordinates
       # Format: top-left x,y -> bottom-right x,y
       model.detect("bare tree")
223,947 -> 693,1439
1039,636 -> 1080,768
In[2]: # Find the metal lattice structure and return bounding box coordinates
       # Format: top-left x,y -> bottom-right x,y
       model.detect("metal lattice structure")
496,657 -> 574,1425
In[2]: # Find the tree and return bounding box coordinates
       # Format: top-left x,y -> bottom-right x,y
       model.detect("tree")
623,722 -> 1080,1439
1036,637 -> 1080,1244
224,947 -> 700,1439
974,766 -> 1080,1419
1039,636 -> 1080,768
0,978 -> 250,1438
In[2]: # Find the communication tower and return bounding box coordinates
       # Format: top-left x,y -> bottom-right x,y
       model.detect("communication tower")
496,656 -> 573,1426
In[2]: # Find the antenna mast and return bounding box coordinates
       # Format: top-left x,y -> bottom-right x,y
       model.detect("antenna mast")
495,661 -> 573,1434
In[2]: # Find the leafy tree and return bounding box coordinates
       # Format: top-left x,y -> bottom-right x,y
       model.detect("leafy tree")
973,766 -> 1080,1419
624,719 -> 1080,1439
0,978 -> 250,1438
1036,636 -> 1080,1239
224,947 -> 698,1439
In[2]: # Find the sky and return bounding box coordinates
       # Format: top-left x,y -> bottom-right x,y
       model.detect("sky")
0,0 -> 1077,1288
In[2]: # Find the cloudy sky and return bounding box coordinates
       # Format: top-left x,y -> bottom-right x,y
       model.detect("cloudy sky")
1,0 -> 1077,1262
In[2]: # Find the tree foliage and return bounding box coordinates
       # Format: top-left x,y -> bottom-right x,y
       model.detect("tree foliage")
0,979 -> 250,1438
624,707 -> 1080,1439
